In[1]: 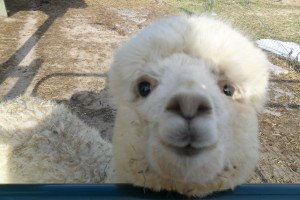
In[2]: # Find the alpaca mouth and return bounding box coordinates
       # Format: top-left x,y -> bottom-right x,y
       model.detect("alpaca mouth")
174,145 -> 202,156
161,141 -> 217,156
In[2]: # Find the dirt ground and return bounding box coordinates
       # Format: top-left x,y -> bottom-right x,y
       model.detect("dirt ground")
0,0 -> 299,184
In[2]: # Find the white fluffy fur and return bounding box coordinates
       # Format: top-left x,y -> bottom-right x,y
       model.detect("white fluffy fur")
0,15 -> 269,197
108,15 -> 269,197
0,96 -> 111,183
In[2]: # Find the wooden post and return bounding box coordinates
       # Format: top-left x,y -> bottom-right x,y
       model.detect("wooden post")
0,0 -> 7,17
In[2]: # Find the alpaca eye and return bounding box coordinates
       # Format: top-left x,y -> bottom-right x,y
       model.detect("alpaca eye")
223,84 -> 235,96
138,81 -> 152,97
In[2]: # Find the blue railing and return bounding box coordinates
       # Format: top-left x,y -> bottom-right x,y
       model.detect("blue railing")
0,184 -> 299,199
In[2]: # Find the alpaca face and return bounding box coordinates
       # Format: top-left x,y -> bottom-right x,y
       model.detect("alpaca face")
109,16 -> 268,195
128,53 -> 238,183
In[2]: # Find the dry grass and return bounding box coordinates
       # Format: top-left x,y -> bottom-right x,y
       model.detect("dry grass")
166,0 -> 300,43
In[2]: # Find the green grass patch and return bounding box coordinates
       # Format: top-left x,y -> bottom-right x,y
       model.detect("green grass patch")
166,0 -> 300,43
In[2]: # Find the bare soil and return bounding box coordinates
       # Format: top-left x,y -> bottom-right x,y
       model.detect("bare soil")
0,0 -> 299,184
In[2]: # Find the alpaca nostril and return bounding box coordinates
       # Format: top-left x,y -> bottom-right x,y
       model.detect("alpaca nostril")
197,104 -> 212,113
166,94 -> 212,119
166,98 -> 181,115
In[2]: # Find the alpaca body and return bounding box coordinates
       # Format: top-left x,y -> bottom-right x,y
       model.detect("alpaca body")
0,96 -> 111,183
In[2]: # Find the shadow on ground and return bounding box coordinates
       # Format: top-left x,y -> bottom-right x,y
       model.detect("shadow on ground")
30,71 -> 116,141
0,0 -> 87,99
67,90 -> 116,141
5,0 -> 87,17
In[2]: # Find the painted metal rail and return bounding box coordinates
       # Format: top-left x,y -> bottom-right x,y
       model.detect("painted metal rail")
0,184 -> 299,199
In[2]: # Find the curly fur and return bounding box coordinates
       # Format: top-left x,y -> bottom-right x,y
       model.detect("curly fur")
0,96 -> 111,183
108,15 -> 269,197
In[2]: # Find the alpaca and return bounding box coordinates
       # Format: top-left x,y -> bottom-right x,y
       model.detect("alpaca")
0,15 -> 269,197
108,15 -> 269,197
0,96 -> 112,183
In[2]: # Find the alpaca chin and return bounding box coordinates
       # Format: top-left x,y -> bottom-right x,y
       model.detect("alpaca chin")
147,136 -> 225,184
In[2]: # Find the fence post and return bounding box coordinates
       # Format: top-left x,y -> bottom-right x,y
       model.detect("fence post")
0,0 -> 7,17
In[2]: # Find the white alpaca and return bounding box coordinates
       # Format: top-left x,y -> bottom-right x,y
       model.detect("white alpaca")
108,15 -> 269,197
0,96 -> 112,183
0,15 -> 269,197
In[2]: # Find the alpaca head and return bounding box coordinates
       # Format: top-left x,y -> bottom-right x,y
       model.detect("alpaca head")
109,16 -> 269,196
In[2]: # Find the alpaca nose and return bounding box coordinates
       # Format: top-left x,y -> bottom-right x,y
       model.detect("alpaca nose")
166,94 -> 212,120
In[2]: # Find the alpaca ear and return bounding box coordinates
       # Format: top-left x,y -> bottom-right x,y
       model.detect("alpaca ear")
256,64 -> 270,113
251,92 -> 268,113
248,76 -> 269,113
